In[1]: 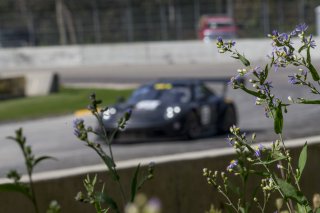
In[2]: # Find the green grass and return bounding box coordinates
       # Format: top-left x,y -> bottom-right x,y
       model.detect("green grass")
0,87 -> 133,122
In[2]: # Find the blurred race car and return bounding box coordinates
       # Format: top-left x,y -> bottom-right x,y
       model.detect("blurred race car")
101,78 -> 238,140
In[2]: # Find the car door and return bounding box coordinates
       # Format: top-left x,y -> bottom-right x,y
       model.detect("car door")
194,84 -> 218,129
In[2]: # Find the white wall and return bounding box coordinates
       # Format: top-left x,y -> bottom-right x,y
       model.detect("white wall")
1,38 -> 319,70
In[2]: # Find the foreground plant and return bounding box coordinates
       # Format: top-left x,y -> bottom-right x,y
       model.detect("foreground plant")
74,93 -> 154,212
124,193 -> 161,213
204,24 -> 320,213
0,128 -> 58,213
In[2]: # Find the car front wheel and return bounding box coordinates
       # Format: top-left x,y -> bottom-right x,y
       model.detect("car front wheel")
185,112 -> 202,139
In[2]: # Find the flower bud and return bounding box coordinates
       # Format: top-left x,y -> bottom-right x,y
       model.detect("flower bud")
275,198 -> 284,210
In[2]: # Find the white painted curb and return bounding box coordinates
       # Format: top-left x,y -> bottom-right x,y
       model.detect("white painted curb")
0,134 -> 319,184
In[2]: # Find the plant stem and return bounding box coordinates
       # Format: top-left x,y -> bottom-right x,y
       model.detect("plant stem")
28,171 -> 39,213
94,113 -> 127,206
218,187 -> 239,212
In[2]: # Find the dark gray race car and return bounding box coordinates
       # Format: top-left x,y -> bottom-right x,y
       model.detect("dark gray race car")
101,78 -> 238,140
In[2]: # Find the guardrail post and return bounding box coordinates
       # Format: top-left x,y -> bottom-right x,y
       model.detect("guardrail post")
316,6 -> 320,36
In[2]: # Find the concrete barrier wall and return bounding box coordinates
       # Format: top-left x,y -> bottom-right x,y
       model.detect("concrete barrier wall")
1,137 -> 320,213
1,37 -> 320,70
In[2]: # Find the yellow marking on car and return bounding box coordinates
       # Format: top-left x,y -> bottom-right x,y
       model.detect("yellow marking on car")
154,83 -> 173,90
74,109 -> 91,117
74,107 -> 102,117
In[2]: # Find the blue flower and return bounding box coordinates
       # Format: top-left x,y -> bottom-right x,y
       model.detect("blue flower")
272,30 -> 279,36
295,23 -> 308,32
73,129 -> 81,137
278,33 -> 289,42
254,144 -> 264,158
228,75 -> 241,85
301,69 -> 307,77
227,160 -> 238,171
229,40 -> 236,47
226,136 -> 234,146
217,36 -> 223,43
73,118 -> 84,128
288,76 -> 298,84
309,35 -> 316,48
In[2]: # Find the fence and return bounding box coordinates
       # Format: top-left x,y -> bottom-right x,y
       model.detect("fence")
0,0 -> 318,47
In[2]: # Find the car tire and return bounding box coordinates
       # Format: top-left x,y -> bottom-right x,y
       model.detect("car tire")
218,104 -> 237,134
185,112 -> 202,139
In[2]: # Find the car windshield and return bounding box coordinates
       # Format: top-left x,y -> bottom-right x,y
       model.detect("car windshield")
128,84 -> 192,104
208,22 -> 233,29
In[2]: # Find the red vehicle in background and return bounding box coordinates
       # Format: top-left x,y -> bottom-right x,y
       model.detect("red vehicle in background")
198,15 -> 238,42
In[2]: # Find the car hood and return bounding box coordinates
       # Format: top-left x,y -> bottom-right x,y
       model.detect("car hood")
106,100 -> 186,124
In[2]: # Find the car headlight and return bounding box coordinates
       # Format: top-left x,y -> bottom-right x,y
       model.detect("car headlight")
164,106 -> 181,119
103,107 -> 117,120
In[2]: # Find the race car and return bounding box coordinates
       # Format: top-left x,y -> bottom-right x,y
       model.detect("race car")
101,78 -> 238,140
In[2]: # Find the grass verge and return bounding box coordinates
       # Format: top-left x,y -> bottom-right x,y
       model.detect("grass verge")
0,87 -> 133,122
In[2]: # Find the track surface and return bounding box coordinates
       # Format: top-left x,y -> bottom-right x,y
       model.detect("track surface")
0,62 -> 320,177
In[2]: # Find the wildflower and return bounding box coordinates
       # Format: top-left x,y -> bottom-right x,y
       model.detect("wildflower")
226,136 -> 234,146
309,34 -> 316,48
73,129 -> 81,138
145,198 -> 161,213
272,30 -> 279,36
73,118 -> 87,140
254,144 -> 264,158
228,75 -> 242,89
288,75 -> 299,84
274,64 -> 279,72
229,40 -> 236,47
73,118 -> 84,128
227,160 -> 238,172
124,108 -> 133,121
278,33 -> 289,43
295,23 -> 308,33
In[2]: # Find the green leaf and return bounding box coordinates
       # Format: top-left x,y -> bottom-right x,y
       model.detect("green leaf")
297,203 -> 305,213
97,193 -> 120,213
253,155 -> 287,165
34,156 -> 57,167
298,142 -> 308,182
274,105 -> 283,134
0,183 -> 32,201
306,47 -> 320,81
308,64 -> 320,81
237,53 -> 250,67
260,64 -> 269,84
240,86 -> 266,99
299,99 -> 320,104
101,155 -> 119,181
226,181 -> 240,196
88,144 -> 120,181
276,178 -> 309,206
315,208 -> 320,213
130,164 -> 140,202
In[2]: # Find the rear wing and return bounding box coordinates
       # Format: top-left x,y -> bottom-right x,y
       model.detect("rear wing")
156,77 -> 245,97
199,77 -> 245,97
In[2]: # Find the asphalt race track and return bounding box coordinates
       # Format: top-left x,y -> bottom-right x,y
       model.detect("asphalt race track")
0,62 -> 320,177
